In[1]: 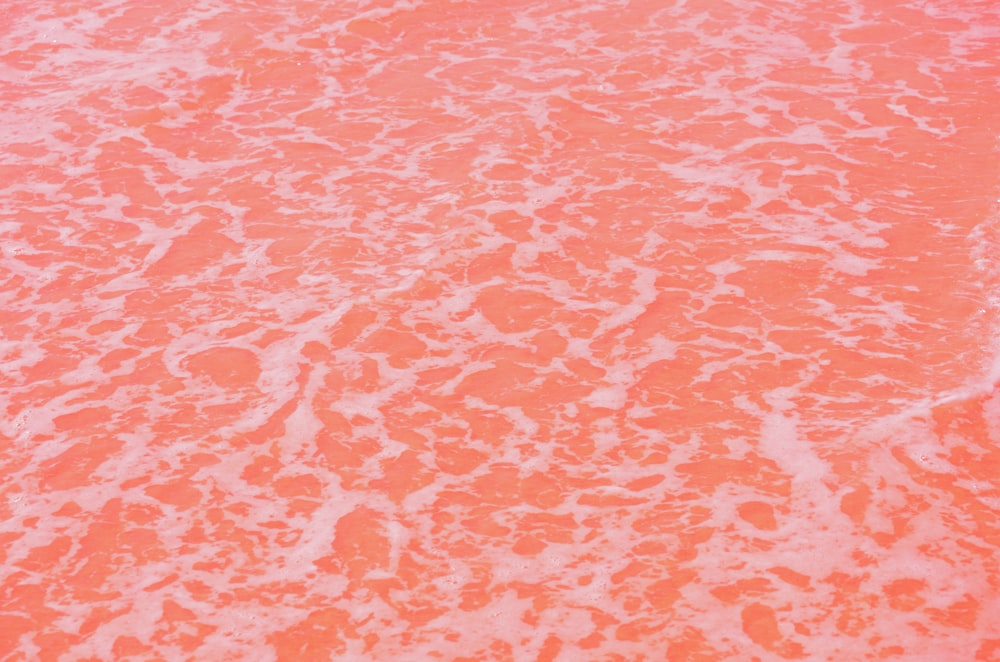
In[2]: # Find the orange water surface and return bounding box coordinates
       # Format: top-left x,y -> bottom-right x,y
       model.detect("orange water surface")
2,0 -> 1000,659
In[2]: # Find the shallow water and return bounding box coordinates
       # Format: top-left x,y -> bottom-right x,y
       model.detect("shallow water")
2,0 -> 1000,659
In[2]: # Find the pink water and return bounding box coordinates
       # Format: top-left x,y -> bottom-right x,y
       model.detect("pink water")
2,0 -> 1000,659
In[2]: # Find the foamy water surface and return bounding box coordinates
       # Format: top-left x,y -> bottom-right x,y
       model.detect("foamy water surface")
2,0 -> 1000,659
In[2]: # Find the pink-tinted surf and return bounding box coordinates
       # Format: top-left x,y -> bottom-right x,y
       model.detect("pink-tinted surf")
2,0 -> 1000,659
